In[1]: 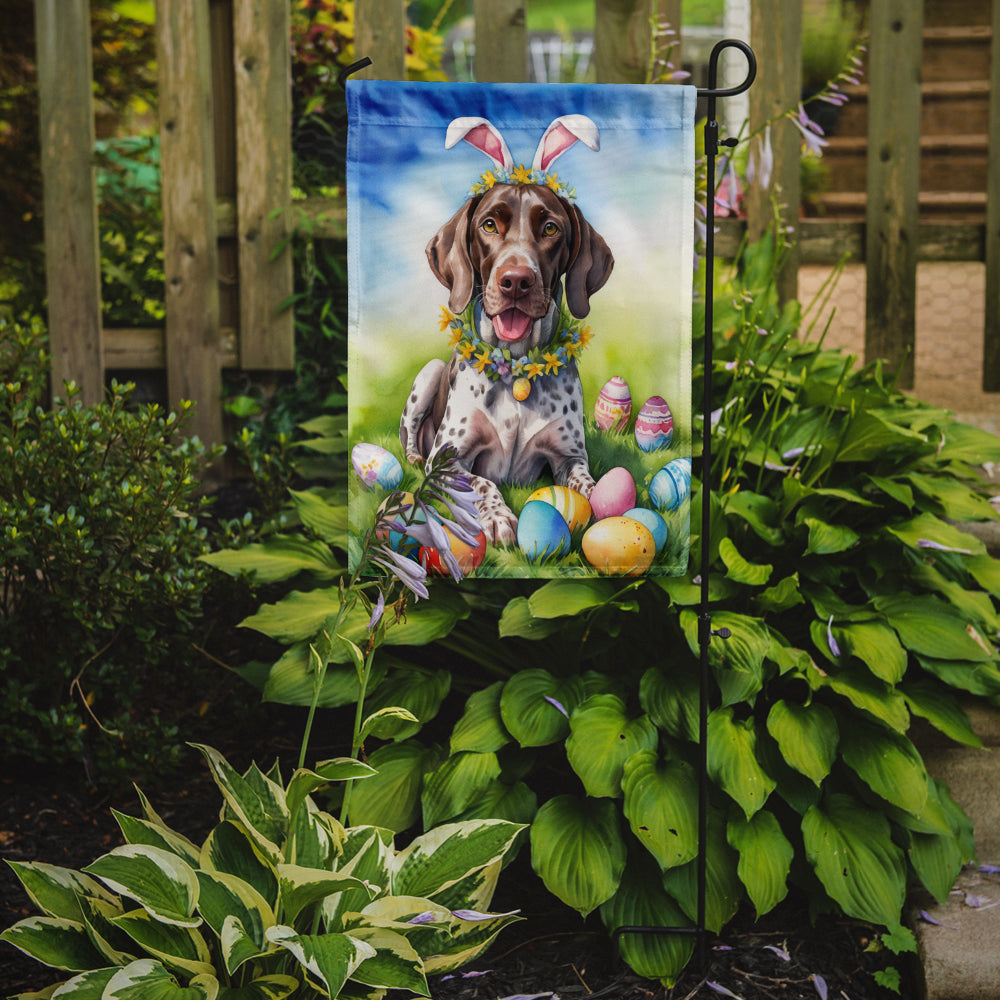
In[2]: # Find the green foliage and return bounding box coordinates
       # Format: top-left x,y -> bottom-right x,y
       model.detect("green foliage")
0,317 -> 221,783
1,744 -> 524,998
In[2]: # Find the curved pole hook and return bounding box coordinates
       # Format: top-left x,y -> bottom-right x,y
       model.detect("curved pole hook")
697,38 -> 756,99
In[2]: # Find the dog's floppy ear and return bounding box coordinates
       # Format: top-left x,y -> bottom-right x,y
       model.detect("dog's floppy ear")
564,203 -> 614,318
426,197 -> 480,314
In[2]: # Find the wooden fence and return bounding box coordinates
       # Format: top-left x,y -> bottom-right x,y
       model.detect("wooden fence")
34,0 -> 1000,445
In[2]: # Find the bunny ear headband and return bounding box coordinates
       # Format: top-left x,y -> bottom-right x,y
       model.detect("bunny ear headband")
445,114 -> 600,200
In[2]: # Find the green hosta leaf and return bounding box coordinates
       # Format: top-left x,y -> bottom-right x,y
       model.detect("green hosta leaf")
195,871 -> 274,974
681,610 -> 770,706
901,680 -> 982,748
450,682 -> 511,754
219,915 -> 269,980
885,512 -> 985,557
393,820 -> 524,901
4,862 -> 118,922
83,846 -> 200,928
111,908 -> 214,978
103,959 -> 218,1000
360,706 -> 421,742
755,573 -> 805,614
216,975 -> 299,1000
362,667 -> 451,740
707,708 -> 776,818
424,906 -> 522,975
802,793 -> 906,926
718,537 -> 773,586
421,751 -> 502,828
288,489 -> 348,545
727,811 -> 793,918
866,474 -> 914,509
833,621 -> 907,683
654,573 -> 737,606
527,578 -> 619,617
322,829 -> 393,931
916,655 -> 1000,697
724,490 -> 784,546
0,916 -> 107,971
112,812 -> 201,868
599,853 -> 694,987
803,517 -> 859,556
200,822 -> 278,910
905,472 -> 998,522
565,695 -> 658,798
347,740 -> 442,832
966,553 -> 1000,597
346,926 -> 428,994
809,661 -> 910,732
839,718 -> 929,816
265,926 -> 375,998
499,670 -> 585,747
453,779 -> 538,827
530,795 -> 626,917
200,535 -> 341,584
497,596 -> 565,639
639,665 -> 699,742
277,865 -> 374,925
38,966 -> 117,998
909,828 -> 966,905
910,562 -> 1000,633
765,700 -> 838,786
835,409 -> 928,463
77,894 -> 136,966
875,594 -> 995,662
261,643 -> 387,709
935,421 -> 1000,465
621,751 -> 699,871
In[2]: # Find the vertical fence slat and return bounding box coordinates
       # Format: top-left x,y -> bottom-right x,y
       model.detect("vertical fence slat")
157,0 -> 223,445
594,0 -> 658,84
983,0 -> 1000,390
474,0 -> 527,82
34,0 -> 103,405
746,0 -> 801,304
233,0 -> 294,369
864,0 -> 923,389
355,0 -> 406,80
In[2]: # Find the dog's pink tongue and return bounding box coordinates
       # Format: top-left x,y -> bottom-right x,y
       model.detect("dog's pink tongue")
494,309 -> 532,343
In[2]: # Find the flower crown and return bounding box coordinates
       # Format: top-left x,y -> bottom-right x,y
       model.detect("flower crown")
470,166 -> 577,200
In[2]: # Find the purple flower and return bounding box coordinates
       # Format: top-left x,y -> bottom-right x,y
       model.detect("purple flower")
790,104 -> 829,157
917,538 -> 973,555
407,911 -> 438,925
827,616 -> 841,658
544,695 -> 569,717
747,125 -> 774,191
812,974 -> 828,1000
367,590 -> 385,631
370,545 -> 429,600
451,908 -> 520,921
706,983 -> 742,999
763,944 -> 790,961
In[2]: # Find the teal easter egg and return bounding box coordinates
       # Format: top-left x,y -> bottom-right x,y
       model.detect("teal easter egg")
352,442 -> 403,490
649,458 -> 691,512
517,500 -> 571,561
623,506 -> 668,553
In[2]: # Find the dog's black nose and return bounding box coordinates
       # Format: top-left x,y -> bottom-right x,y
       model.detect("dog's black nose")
498,266 -> 535,294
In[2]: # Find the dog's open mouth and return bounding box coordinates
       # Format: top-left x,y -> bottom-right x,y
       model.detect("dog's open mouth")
493,308 -> 533,343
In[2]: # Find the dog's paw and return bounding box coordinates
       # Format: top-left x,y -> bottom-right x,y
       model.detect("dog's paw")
477,500 -> 519,546
566,470 -> 596,499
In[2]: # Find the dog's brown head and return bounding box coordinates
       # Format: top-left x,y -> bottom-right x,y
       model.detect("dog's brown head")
426,182 -> 613,348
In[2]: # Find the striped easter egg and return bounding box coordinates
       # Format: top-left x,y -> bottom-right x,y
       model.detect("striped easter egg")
526,485 -> 592,532
634,395 -> 674,452
649,458 -> 691,512
593,375 -> 632,433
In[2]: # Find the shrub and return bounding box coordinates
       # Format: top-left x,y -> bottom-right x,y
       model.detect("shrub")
0,317 -> 221,783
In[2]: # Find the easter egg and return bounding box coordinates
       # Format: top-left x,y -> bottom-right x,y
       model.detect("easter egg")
526,485 -> 592,532
512,377 -> 531,401
590,466 -> 636,521
582,517 -> 656,576
352,442 -> 403,491
420,522 -> 487,577
375,491 -> 423,557
649,458 -> 692,512
593,375 -> 632,433
517,500 -> 571,561
623,506 -> 669,553
634,395 -> 674,452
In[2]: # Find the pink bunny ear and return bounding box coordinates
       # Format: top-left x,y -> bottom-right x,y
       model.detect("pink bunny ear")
445,117 -> 514,171
531,115 -> 600,173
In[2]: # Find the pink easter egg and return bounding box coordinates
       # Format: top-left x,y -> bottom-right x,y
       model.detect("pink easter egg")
634,395 -> 674,452
589,466 -> 636,521
593,376 -> 632,433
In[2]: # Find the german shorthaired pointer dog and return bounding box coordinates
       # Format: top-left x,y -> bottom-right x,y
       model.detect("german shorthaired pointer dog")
399,115 -> 614,545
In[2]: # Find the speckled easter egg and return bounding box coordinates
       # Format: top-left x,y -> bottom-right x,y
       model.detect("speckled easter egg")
593,376 -> 632,433
526,485 -> 592,533
375,491 -> 423,557
352,442 -> 403,490
512,377 -> 531,401
649,458 -> 692,512
623,507 -> 669,553
582,517 -> 656,576
517,500 -> 571,561
420,522 -> 487,577
634,396 -> 674,452
589,466 -> 636,521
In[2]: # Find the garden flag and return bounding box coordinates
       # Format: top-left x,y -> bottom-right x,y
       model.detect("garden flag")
347,80 -> 697,578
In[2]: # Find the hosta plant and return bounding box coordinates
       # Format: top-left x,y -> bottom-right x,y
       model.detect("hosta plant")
1,744 -> 523,999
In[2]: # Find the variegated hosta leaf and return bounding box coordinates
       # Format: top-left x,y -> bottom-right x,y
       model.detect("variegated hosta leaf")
529,795 -> 626,917
214,974 -> 300,1000
838,718 -> 929,817
0,916 -> 107,972
195,871 -> 274,974
727,810 -> 793,918
499,670 -> 585,747
621,751 -> 699,871
110,908 -> 214,979
391,820 -> 524,901
200,822 -> 278,910
802,793 -> 906,926
706,707 -> 776,819
276,865 -> 376,925
565,695 -> 658,799
420,751 -> 502,829
265,926 -> 376,998
83,846 -> 200,928
78,894 -> 136,966
344,926 -> 429,995
285,760 -> 375,824
102,958 -> 218,999
765,700 -> 838,786
421,906 -> 523,975
424,859 -> 501,916
323,829 -> 393,931
288,802 -> 344,870
450,682 -> 511,754
45,966 -> 118,997
347,741 -> 442,833
4,861 -> 118,922
112,810 -> 202,868
599,853 -> 694,987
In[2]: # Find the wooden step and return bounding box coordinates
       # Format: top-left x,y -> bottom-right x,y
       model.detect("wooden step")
922,25 -> 993,83
922,0 -> 992,28
813,190 -> 987,222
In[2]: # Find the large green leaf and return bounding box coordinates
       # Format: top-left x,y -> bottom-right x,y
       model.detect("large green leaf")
112,812 -> 201,869
838,718 -> 929,817
346,926 -> 428,994
276,865 -> 374,925
765,700 -> 838,786
288,488 -> 349,545
801,793 -> 906,926
111,908 -> 214,978
421,751 -> 502,828
265,926 -> 375,997
195,871 -> 273,973
103,959 -> 218,1000
450,682 -> 511,754
260,643 -> 386,708
905,472 -> 998,522
362,667 -> 451,741
834,409 -> 928,463
621,752 -> 699,871
681,610 -> 771,706
803,517 -> 859,556
901,680 -> 982,748
4,862 -> 118,923
452,779 -> 538,827
707,708 -> 776,818
833,621 -> 907,684
875,594 -> 995,662
566,695 -> 658,798
0,916 -> 107,972
718,537 -> 772,586
200,535 -> 340,584
530,795 -> 627,917
526,578 -> 620,618
727,811 -> 793,917
886,511 -> 985,555
346,740 -> 441,832
916,655 -> 1000,697
216,976 -> 299,1000
497,597 -> 565,639
199,822 -> 278,910
724,490 -> 784,545
499,670 -> 585,747
808,661 -> 910,732
639,665 -> 699,743
32,967 -> 117,999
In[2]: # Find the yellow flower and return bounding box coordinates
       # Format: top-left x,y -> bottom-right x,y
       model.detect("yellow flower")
447,326 -> 464,348
457,340 -> 476,360
543,351 -> 562,374
480,170 -> 497,190
576,326 -> 593,349
511,164 -> 533,185
563,339 -> 580,359
438,305 -> 456,331
526,362 -> 545,379
545,173 -> 561,193
473,347 -> 493,373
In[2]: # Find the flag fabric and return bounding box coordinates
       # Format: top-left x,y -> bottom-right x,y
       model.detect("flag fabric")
347,80 -> 696,578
